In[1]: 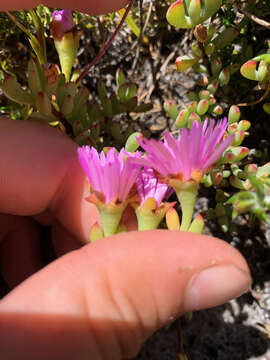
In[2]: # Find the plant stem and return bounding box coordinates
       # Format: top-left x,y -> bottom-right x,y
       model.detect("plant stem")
76,0 -> 135,84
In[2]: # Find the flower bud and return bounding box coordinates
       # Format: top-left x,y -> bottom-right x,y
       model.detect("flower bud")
244,164 -> 258,174
210,169 -> 223,185
232,131 -> 245,146
238,120 -> 251,131
199,90 -> 211,100
50,10 -> 75,39
164,100 -> 179,120
211,104 -> 223,115
227,123 -> 238,134
228,105 -> 240,123
186,101 -> 197,112
222,147 -> 249,163
188,112 -> 201,126
197,99 -> 209,115
175,108 -> 189,128
207,80 -> 219,94
218,67 -> 230,86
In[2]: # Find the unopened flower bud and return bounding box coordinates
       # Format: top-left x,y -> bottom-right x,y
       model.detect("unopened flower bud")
164,100 -> 179,120
197,99 -> 209,115
238,120 -> 251,131
228,105 -> 240,124
199,90 -> 211,100
244,164 -> 258,174
207,80 -> 219,94
186,101 -> 197,112
232,131 -> 245,146
218,68 -> 230,86
227,123 -> 238,134
210,169 -> 223,185
223,147 -> 249,163
175,108 -> 189,128
188,112 -> 201,126
212,104 -> 223,115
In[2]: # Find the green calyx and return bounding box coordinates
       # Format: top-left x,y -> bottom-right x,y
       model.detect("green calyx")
54,31 -> 80,81
135,198 -> 171,231
98,202 -> 127,237
175,181 -> 199,231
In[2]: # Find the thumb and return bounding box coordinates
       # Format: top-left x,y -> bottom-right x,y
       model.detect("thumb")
0,231 -> 251,360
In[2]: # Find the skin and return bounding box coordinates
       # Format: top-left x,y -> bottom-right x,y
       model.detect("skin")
0,1 -> 252,359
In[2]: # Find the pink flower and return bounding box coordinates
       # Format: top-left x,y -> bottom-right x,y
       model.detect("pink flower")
135,118 -> 233,183
136,167 -> 173,207
78,146 -> 141,204
51,10 -> 75,38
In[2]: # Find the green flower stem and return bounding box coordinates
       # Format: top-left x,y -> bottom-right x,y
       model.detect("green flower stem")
136,209 -> 163,231
99,204 -> 126,237
176,181 -> 199,231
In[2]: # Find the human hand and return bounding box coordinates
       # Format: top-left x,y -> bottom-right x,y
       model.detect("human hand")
0,1 -> 251,359
0,119 -> 251,360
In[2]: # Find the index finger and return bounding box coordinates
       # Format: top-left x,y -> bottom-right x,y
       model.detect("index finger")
0,118 -> 99,243
0,0 -> 129,14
